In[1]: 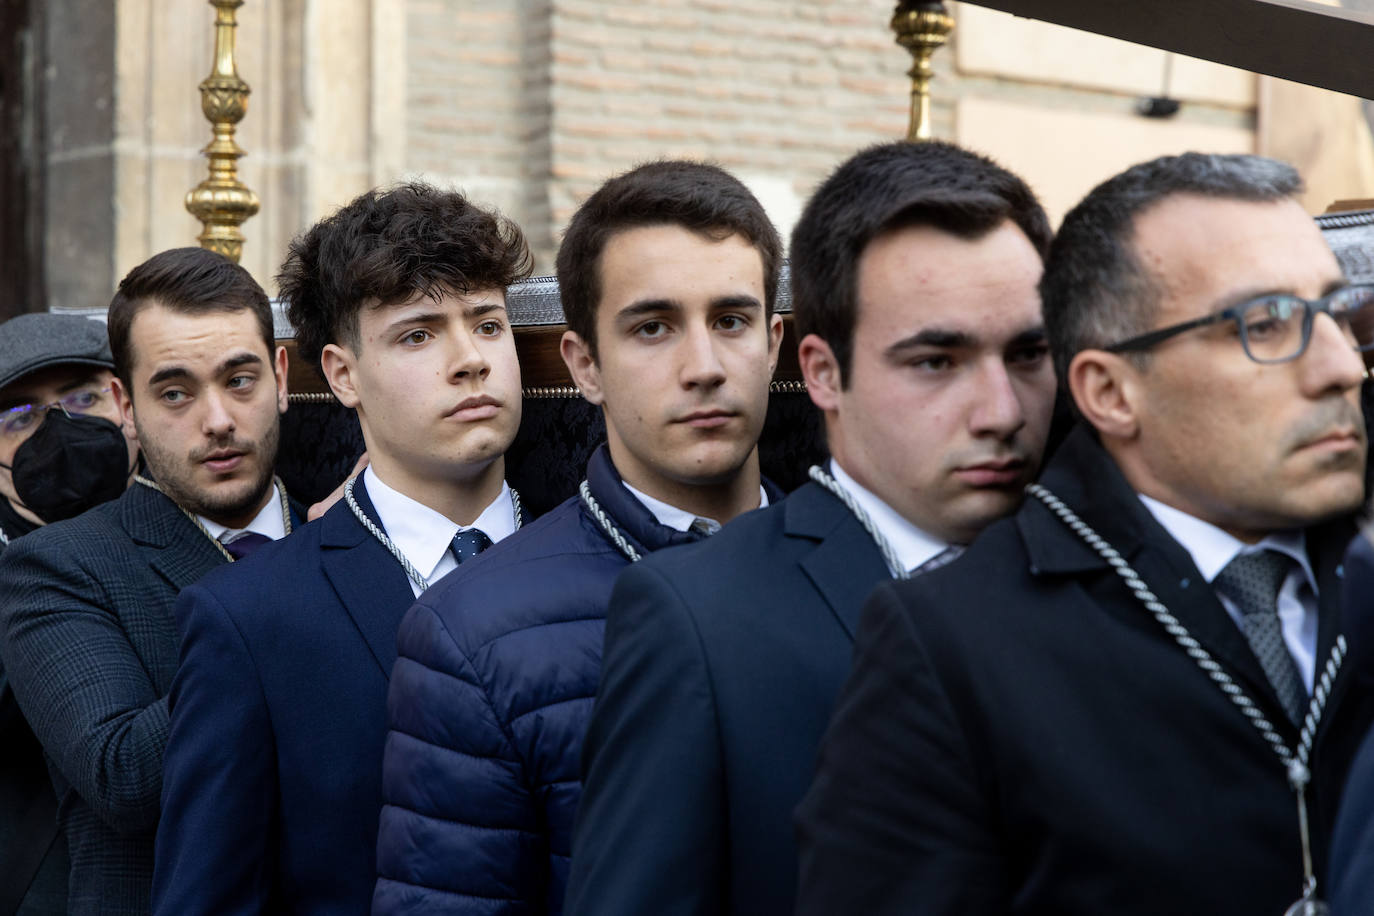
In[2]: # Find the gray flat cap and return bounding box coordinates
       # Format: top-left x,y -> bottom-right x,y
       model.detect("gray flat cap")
0,313 -> 114,392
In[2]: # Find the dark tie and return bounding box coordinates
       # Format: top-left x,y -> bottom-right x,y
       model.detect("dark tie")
910,545 -> 964,577
223,531 -> 272,561
450,528 -> 493,564
1214,549 -> 1308,726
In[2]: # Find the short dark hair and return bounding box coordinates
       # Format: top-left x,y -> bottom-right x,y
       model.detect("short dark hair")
107,247 -> 274,387
1042,152 -> 1303,386
279,183 -> 533,375
789,141 -> 1050,386
555,160 -> 783,359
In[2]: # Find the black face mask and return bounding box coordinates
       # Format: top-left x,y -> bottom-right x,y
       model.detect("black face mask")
0,411 -> 133,523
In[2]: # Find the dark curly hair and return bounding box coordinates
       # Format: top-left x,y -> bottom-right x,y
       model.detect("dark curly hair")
278,183 -> 533,375
555,160 -> 782,360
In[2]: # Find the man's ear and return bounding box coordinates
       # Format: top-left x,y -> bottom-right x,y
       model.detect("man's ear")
560,330 -> 604,407
320,344 -> 361,410
1068,349 -> 1142,442
273,345 -> 289,415
110,376 -> 139,443
766,313 -> 784,378
798,333 -> 841,412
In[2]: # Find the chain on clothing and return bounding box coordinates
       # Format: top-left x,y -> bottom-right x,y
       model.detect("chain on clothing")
1026,482 -> 1344,907
344,476 -> 523,592
579,480 -> 641,563
807,465 -> 907,580
135,474 -> 292,563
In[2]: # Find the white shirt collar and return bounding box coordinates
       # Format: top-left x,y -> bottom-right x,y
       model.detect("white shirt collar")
199,481 -> 288,545
1137,493 -> 1315,589
829,459 -> 949,572
621,481 -> 770,534
363,466 -> 517,592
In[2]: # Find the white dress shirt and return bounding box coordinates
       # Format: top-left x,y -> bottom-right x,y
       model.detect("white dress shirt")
1139,494 -> 1318,691
364,466 -> 518,597
828,460 -> 949,574
200,481 -> 289,546
622,481 -> 770,536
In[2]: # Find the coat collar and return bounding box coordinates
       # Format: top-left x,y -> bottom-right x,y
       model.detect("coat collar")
120,481 -> 228,592
784,481 -> 892,640
1020,424 -> 1357,737
318,477 -> 421,678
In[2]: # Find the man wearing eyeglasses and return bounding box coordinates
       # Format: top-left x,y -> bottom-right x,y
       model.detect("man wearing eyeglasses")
796,153 -> 1374,916
0,313 -> 138,916
0,313 -> 138,550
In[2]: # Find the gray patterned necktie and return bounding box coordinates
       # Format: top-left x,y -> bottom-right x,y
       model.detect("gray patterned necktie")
1213,549 -> 1308,726
910,545 -> 964,577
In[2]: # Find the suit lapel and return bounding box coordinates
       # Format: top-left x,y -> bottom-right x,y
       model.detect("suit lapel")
122,483 -> 227,591
1310,519 -> 1358,745
1024,428 -> 1297,733
787,483 -> 892,641
319,480 -> 420,678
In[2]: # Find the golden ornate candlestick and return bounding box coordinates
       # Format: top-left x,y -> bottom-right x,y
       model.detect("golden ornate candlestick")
185,0 -> 259,263
891,1 -> 955,142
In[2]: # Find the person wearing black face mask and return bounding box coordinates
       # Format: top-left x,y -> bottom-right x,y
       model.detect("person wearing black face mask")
0,311 -> 138,916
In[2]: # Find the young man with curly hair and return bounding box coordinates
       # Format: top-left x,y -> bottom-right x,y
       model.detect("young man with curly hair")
152,184 -> 531,916
370,160 -> 785,916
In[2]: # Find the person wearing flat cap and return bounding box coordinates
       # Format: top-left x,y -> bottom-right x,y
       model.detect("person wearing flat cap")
0,311 -> 139,916
0,312 -> 139,550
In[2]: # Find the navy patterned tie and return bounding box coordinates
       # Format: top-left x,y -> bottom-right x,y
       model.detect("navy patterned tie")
1213,549 -> 1308,726
222,532 -> 271,561
450,528 -> 493,564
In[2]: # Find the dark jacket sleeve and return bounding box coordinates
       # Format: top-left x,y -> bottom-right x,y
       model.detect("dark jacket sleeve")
373,600 -> 543,916
152,582 -> 277,916
0,527 -> 168,832
794,580 -> 1008,915
564,561 -> 727,916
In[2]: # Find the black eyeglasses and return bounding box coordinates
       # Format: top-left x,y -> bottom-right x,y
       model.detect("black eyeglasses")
1103,283 -> 1374,364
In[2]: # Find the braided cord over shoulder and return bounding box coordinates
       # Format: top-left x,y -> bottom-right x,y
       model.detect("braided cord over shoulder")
808,465 -> 905,580
1025,483 -> 1343,786
579,480 -> 641,564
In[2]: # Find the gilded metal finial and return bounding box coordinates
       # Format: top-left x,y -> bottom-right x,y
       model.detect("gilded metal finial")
890,1 -> 955,142
185,0 -> 259,263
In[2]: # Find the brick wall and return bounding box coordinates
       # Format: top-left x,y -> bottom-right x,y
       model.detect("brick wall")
406,0 -> 913,272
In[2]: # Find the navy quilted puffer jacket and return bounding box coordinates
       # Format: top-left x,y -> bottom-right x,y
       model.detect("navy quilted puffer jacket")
374,447 -> 778,915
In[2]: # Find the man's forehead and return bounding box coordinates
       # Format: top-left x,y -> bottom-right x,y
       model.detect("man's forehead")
1130,194 -> 1340,301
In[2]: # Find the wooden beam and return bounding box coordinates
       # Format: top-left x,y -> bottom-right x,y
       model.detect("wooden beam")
956,0 -> 1374,99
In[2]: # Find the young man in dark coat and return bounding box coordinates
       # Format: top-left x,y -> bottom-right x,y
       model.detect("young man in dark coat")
0,248 -> 300,916
153,185 -> 532,916
796,153 -> 1374,915
371,161 -> 785,916
566,141 -> 1057,916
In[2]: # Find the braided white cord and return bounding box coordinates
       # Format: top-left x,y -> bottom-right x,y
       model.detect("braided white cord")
342,477 -> 524,593
808,465 -> 905,580
579,480 -> 641,563
0,527 -> 9,547
135,474 -> 292,563
345,476 -> 429,591
1026,483 -> 1345,785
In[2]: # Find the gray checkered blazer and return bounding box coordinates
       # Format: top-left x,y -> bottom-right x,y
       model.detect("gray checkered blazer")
0,483 -> 226,915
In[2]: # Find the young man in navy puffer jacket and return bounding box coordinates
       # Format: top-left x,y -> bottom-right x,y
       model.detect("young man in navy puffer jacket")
372,160 -> 786,916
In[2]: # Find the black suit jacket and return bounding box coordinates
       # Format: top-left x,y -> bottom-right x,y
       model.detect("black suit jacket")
795,426 -> 1373,915
566,481 -> 891,916
0,483 -> 227,916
